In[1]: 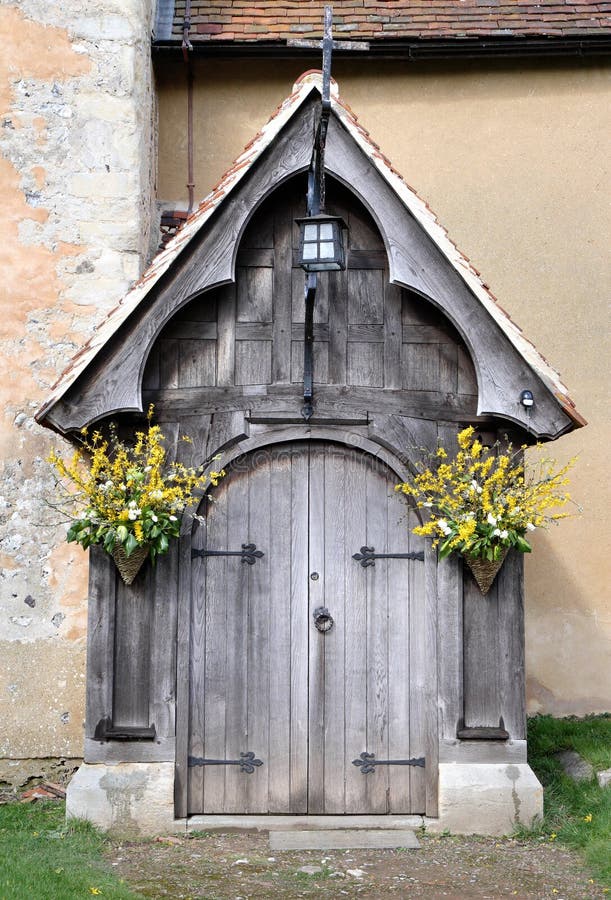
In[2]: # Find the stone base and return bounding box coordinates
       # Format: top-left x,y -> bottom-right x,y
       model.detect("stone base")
66,761 -> 543,838
435,763 -> 543,836
66,761 -> 180,837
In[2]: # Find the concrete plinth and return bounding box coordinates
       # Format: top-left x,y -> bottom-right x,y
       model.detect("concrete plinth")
66,762 -> 179,837
435,763 -> 543,836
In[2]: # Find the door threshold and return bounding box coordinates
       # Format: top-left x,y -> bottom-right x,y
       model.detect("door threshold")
185,814 -> 425,832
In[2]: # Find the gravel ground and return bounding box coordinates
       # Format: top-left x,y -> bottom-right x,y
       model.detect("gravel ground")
107,830 -> 607,899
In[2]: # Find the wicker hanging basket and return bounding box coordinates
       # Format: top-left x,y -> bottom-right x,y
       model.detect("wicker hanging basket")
111,543 -> 150,585
463,548 -> 509,595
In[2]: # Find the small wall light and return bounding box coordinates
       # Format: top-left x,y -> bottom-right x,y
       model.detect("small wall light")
520,390 -> 534,408
296,214 -> 346,272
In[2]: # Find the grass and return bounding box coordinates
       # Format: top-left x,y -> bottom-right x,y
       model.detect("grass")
0,801 -> 142,900
520,713 -> 611,888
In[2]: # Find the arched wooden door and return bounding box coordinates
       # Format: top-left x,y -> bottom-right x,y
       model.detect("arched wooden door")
186,440 -> 428,815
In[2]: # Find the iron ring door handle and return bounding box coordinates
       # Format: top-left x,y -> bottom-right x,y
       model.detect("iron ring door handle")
313,606 -> 334,633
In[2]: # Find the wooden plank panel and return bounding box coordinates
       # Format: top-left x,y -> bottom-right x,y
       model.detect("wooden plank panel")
408,523 -> 427,813
178,339 -> 216,388
290,339 -> 329,385
458,345 -> 478,396
245,452 -> 272,813
321,445 -> 347,813
163,321 -> 217,340
267,448 -> 295,812
343,448 -> 369,814
200,472 -> 230,813
463,571 -> 501,728
308,444 -> 326,814
289,445 -> 310,813
423,537 -> 439,817
439,343 -> 458,394
234,340 -> 271,386
235,324 -> 273,341
218,466 -> 251,813
112,567 -> 153,728
216,284 -> 236,387
347,324 -> 385,343
158,339 -> 179,389
175,530 -> 193,817
148,544 -> 178,740
272,204 -> 292,384
236,267 -> 273,323
386,474 -> 412,813
402,325 -> 457,344
384,282 -> 402,390
497,551 -> 526,739
236,249 -> 274,267
401,343 -> 440,392
364,457 -> 390,813
348,269 -> 384,325
85,546 -> 117,742
292,267 -> 329,325
328,268 -> 347,384
347,342 -> 384,387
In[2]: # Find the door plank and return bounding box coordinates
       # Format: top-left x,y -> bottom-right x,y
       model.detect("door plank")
408,524 -> 428,813
308,444 -> 326,814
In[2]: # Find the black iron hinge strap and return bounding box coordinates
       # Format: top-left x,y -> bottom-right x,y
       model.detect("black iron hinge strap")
191,543 -> 264,565
188,751 -> 263,774
352,752 -> 425,774
352,546 -> 424,567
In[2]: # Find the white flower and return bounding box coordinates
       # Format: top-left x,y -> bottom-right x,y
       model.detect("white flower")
169,515 -> 178,522
119,483 -> 126,491
526,522 -> 536,532
493,528 -> 501,537
150,490 -> 163,500
128,500 -> 137,508
437,519 -> 452,536
144,465 -> 152,472
128,508 -> 141,520
499,530 -> 508,540
471,480 -> 483,494
423,501 -> 433,508
486,513 -> 497,526
151,514 -> 158,523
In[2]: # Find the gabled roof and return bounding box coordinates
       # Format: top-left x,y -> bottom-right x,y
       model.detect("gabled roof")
38,71 -> 584,434
155,0 -> 611,44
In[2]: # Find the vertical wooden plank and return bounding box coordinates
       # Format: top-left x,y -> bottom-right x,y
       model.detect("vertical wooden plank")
328,268 -> 347,385
386,477 -> 412,813
343,447 -> 369,814
364,457 -> 390,814
245,451 -> 272,813
148,543 -> 178,740
234,340 -> 272,385
289,445 -> 310,813
436,553 -> 464,741
408,521 -> 427,813
272,205 -> 292,384
321,444 -> 347,813
178,339 -> 216,388
158,339 -> 180,389
308,444 -> 326,814
463,572 -> 501,728
267,447 -> 293,812
347,342 -> 384,387
497,551 -> 526,739
236,266 -> 273,323
85,546 -> 117,741
401,343 -> 440,391
200,470 -> 230,813
112,566 -> 153,728
423,536 -> 439,817
384,282 -> 402,390
348,269 -> 384,324
219,466 -> 251,813
186,518 -> 207,814
216,284 -> 236,386
175,529 -> 193,818
439,342 -> 458,393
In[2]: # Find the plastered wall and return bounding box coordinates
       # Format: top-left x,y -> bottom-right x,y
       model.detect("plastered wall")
0,1 -> 156,786
157,58 -> 610,716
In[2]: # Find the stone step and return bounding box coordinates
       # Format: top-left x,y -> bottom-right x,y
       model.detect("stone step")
186,814 -> 424,832
269,828 -> 420,850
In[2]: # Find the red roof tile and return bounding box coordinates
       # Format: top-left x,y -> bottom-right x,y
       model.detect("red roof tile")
165,1 -> 611,43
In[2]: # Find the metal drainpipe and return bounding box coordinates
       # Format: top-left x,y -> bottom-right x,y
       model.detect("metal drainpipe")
182,0 -> 195,215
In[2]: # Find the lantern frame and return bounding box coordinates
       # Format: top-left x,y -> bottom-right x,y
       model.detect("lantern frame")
296,214 -> 347,272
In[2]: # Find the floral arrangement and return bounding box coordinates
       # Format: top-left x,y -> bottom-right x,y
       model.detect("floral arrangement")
49,407 -> 224,582
395,426 -> 576,592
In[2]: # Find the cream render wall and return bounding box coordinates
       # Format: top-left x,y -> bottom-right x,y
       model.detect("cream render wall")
0,1 -> 156,786
157,58 -> 610,716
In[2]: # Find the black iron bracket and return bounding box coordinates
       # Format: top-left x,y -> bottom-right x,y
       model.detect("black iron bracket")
352,752 -> 425,774
191,543 -> 264,565
188,751 -> 264,774
352,546 -> 425,567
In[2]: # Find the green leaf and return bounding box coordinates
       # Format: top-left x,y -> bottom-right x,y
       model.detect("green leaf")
515,535 -> 532,553
124,533 -> 139,557
116,525 -> 128,544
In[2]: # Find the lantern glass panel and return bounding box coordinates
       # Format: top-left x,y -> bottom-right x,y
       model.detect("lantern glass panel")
319,223 -> 333,239
303,224 -> 318,240
320,242 -> 334,258
302,243 -> 317,260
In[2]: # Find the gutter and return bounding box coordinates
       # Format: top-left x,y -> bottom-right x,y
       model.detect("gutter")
152,34 -> 611,61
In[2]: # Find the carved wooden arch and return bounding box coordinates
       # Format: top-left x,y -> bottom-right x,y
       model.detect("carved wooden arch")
45,93 -> 571,439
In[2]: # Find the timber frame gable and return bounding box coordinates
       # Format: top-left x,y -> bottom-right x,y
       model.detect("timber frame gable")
36,72 -> 584,439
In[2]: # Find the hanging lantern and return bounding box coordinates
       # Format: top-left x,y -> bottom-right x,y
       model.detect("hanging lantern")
296,214 -> 346,272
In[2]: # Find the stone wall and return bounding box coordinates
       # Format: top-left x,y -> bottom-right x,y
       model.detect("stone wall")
0,0 -> 155,787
